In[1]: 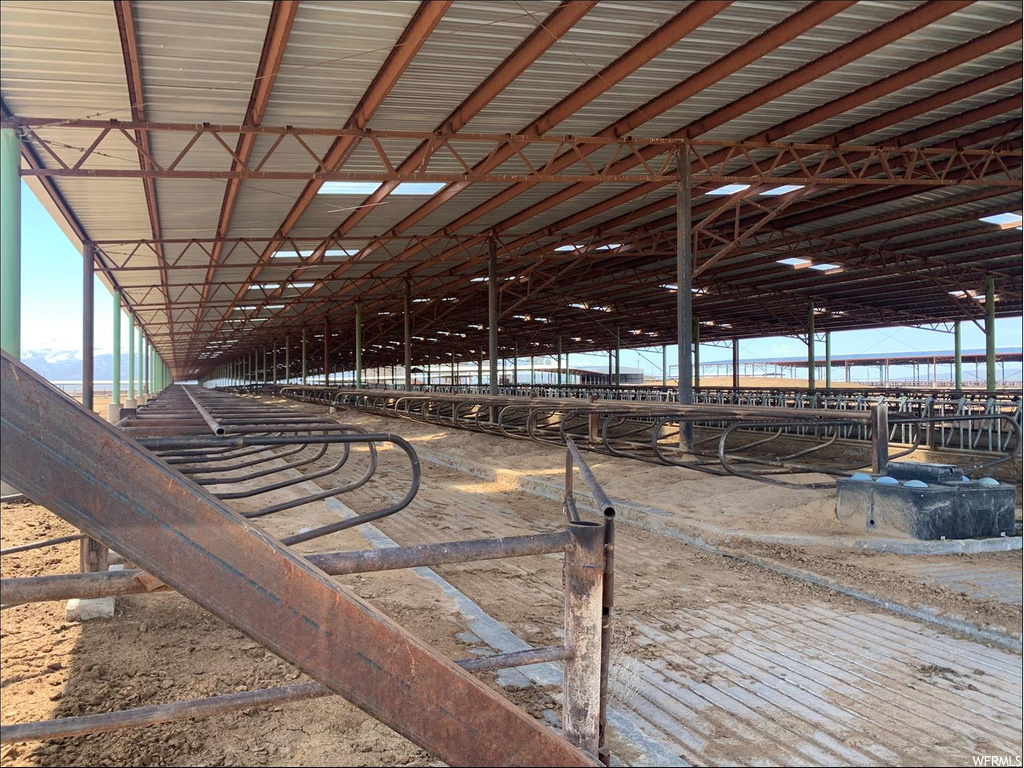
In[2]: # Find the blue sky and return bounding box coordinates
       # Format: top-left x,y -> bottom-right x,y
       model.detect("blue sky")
17,181 -> 1024,378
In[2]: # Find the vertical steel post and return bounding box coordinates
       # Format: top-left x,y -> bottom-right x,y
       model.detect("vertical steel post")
731,338 -> 740,390
112,291 -> 121,405
676,147 -> 693,446
614,327 -> 620,387
301,328 -> 307,384
273,344 -> 278,384
661,345 -> 667,387
985,275 -> 996,393
557,335 -> 563,386
530,354 -> 535,385
954,321 -> 962,390
488,238 -> 499,400
82,242 -> 94,412
127,312 -> 135,403
807,300 -> 815,391
693,318 -> 700,390
451,350 -> 456,386
563,521 -> 605,758
404,280 -> 412,390
285,334 -> 290,384
0,127 -> 20,359
323,318 -> 330,386
870,403 -> 889,474
355,303 -> 363,389
513,346 -> 518,386
825,330 -> 832,389
607,350 -> 612,386
478,350 -> 483,387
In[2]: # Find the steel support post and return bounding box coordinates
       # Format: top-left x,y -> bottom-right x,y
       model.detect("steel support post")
488,238 -> 498,399
731,338 -> 740,390
451,351 -> 456,385
676,148 -> 693,447
301,328 -> 307,384
355,304 -> 362,389
985,275 -> 996,393
273,345 -> 278,385
807,301 -> 816,392
557,335 -> 563,386
870,403 -> 889,474
825,330 -> 832,389
478,350 -> 483,388
693,319 -> 700,390
530,355 -> 535,385
954,322 -> 962,390
127,313 -> 135,404
404,280 -> 412,390
562,521 -> 604,758
614,328 -> 620,387
661,345 -> 667,387
0,128 -> 20,359
323,319 -> 329,386
143,339 -> 149,397
285,335 -> 290,384
112,292 -> 121,406
513,346 -> 518,386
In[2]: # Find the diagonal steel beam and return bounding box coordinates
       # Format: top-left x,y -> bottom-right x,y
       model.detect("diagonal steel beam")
0,353 -> 594,765
306,1 -> 978,316
191,0 -> 451,362
187,0 -> 299,366
113,0 -> 177,371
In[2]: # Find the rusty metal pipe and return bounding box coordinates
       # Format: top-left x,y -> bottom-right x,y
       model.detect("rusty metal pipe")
1,533 -> 570,607
562,521 -> 605,758
0,644 -> 575,745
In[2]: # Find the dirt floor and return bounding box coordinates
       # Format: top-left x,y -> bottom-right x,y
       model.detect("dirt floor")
1,499 -> 461,767
2,391 -> 1021,766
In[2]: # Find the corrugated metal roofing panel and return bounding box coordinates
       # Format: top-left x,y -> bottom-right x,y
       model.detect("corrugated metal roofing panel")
366,1 -> 560,132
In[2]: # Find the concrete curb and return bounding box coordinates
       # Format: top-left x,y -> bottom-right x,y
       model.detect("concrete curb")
419,450 -> 1022,556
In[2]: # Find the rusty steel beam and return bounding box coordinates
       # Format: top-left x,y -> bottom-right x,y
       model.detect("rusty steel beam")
315,0 -> 736,268
113,0 -> 176,360
311,0 -> 601,245
188,0 -> 299,365
0,354 -> 596,767
185,1 -> 452,369
300,2 -> 1007,318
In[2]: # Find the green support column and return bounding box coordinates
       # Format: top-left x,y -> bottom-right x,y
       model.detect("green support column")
807,301 -> 815,391
127,314 -> 136,402
301,328 -> 308,384
954,321 -> 962,391
985,275 -> 996,393
662,345 -> 667,387
355,304 -> 363,389
1,128 -> 21,358
825,330 -> 832,389
530,354 -> 535,385
112,292 -> 122,405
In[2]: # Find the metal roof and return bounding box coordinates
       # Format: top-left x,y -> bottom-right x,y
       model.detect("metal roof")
0,0 -> 1021,377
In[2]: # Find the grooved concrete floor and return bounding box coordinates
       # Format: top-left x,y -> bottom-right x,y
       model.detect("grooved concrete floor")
314,450 -> 1023,766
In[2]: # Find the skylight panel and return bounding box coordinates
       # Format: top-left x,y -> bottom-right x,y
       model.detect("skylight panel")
708,184 -> 750,195
776,258 -> 810,268
392,183 -> 445,195
761,185 -> 804,196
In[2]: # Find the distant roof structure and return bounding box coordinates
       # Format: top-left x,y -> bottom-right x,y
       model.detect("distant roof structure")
701,347 -> 1023,368
1,0 -> 1021,377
